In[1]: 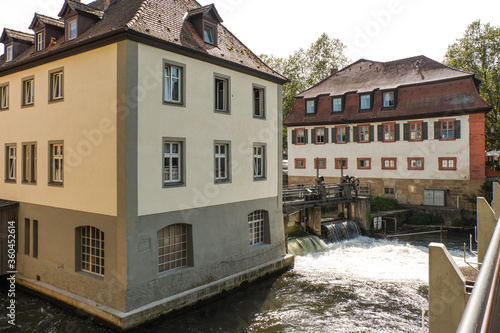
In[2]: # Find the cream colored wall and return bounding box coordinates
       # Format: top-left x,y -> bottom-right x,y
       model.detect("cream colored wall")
136,44 -> 280,216
0,44 -> 118,216
287,115 -> 470,180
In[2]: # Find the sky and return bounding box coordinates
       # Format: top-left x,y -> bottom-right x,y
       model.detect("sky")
1,0 -> 500,65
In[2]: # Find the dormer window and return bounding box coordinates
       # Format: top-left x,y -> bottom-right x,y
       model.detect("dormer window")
36,32 -> 44,51
203,23 -> 216,45
360,94 -> 371,111
383,91 -> 395,108
68,19 -> 77,40
6,45 -> 13,62
306,100 -> 315,114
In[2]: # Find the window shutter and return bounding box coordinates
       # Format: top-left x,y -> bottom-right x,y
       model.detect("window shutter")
369,125 -> 375,142
311,129 -> 316,144
422,122 -> 428,140
403,123 -> 409,141
291,130 -> 296,144
325,128 -> 329,143
395,124 -> 400,141
353,126 -> 358,142
377,125 -> 383,142
455,120 -> 461,139
305,130 -> 308,144
346,127 -> 351,142
332,128 -> 336,143
434,121 -> 440,140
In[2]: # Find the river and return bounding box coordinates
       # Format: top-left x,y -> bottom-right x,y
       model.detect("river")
0,231 -> 474,332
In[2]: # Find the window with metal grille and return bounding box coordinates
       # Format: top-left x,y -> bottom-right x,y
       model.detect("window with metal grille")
81,226 -> 105,276
158,224 -> 188,272
248,210 -> 265,246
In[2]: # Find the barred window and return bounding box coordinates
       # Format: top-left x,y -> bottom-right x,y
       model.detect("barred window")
81,226 -> 105,276
158,224 -> 188,272
248,210 -> 265,246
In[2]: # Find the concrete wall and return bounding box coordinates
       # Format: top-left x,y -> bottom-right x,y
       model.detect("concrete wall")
428,243 -> 469,333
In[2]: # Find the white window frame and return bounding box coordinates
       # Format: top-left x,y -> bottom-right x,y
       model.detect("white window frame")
50,142 -> 63,184
6,45 -> 13,62
408,158 -> 424,170
36,32 -> 44,51
203,23 -> 216,45
164,63 -> 182,104
80,226 -> 105,276
248,210 -> 265,246
358,158 -> 370,169
215,76 -> 229,112
6,145 -> 16,181
158,224 -> 189,273
337,127 -> 346,143
253,144 -> 265,179
306,100 -> 315,114
22,143 -> 37,184
383,91 -> 395,107
296,129 -> 305,144
383,123 -> 395,141
215,142 -> 230,182
0,85 -> 8,109
410,122 -> 422,140
360,94 -> 371,110
332,97 -> 342,112
163,140 -> 183,185
441,120 -> 454,140
50,71 -> 63,101
68,19 -> 77,40
23,78 -> 34,106
315,128 -> 325,144
359,125 -> 370,142
253,86 -> 265,118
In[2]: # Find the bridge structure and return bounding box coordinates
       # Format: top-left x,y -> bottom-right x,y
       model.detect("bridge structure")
283,176 -> 372,236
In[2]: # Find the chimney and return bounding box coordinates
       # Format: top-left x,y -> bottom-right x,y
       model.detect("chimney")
331,68 -> 338,76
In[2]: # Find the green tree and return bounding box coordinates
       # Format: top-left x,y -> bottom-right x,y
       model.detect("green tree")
261,33 -> 349,148
444,20 -> 500,150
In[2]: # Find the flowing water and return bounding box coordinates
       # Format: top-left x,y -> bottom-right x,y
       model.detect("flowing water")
0,231 -> 474,332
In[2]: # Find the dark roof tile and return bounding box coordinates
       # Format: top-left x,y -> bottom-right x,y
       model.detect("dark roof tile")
29,13 -> 65,30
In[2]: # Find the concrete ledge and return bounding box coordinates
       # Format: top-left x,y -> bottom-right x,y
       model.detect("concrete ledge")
17,254 -> 294,330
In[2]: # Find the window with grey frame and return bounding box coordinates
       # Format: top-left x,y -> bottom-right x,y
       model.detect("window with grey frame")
163,140 -> 183,185
0,84 -> 8,109
253,145 -> 265,179
164,63 -> 182,104
22,78 -> 34,106
253,86 -> 265,117
49,142 -> 63,184
203,23 -> 216,45
50,71 -> 63,101
22,143 -> 36,184
215,76 -> 229,112
6,45 -> 13,62
5,144 -> 16,182
215,143 -> 229,181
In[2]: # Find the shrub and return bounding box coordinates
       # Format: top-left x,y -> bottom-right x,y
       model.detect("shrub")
408,213 -> 444,225
370,197 -> 400,212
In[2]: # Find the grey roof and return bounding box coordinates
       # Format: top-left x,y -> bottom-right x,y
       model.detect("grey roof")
298,56 -> 474,99
0,28 -> 34,43
29,13 -> 65,30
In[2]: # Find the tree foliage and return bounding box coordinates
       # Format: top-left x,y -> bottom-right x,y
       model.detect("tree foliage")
444,20 -> 500,150
260,33 -> 349,121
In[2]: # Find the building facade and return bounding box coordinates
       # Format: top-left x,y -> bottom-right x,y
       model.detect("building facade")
0,0 -> 291,329
284,56 -> 491,207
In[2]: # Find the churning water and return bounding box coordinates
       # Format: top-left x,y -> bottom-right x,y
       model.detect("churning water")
0,232 -> 474,332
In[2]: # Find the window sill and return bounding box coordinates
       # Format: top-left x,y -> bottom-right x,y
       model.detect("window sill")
408,168 -> 424,171
158,265 -> 192,277
253,115 -> 266,120
358,109 -> 372,113
21,103 -> 35,109
4,179 -> 16,183
215,179 -> 231,184
305,113 -> 316,117
49,97 -> 64,104
21,181 -> 37,185
0,107 -> 9,111
77,270 -> 104,281
48,182 -> 63,187
381,107 -> 396,111
163,100 -> 185,107
215,109 -> 231,114
253,177 -> 267,182
163,182 -> 185,188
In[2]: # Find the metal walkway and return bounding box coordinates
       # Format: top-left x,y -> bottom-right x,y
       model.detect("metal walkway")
283,176 -> 372,214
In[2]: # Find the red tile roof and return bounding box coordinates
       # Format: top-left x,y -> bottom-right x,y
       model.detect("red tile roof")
0,0 -> 286,83
284,56 -> 491,126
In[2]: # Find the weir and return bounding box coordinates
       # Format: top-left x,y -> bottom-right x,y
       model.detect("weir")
322,221 -> 362,242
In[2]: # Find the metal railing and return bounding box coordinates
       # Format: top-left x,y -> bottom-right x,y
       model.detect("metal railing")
456,216 -> 500,333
